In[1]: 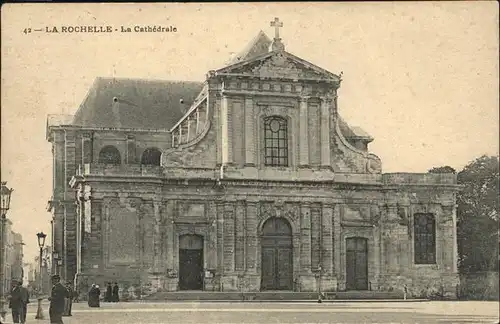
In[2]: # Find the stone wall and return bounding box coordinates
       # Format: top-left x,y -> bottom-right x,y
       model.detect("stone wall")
459,271 -> 499,300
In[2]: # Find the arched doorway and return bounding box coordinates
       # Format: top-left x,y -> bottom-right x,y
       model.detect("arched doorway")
346,237 -> 368,290
260,217 -> 293,290
179,234 -> 204,290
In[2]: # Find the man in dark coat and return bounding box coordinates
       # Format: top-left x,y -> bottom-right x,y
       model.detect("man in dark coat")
112,282 -> 119,302
18,280 -> 29,324
63,282 -> 73,316
8,279 -> 29,324
48,275 -> 69,324
105,282 -> 112,302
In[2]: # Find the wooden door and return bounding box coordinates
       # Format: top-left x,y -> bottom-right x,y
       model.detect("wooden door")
346,237 -> 368,290
261,217 -> 293,291
179,235 -> 204,290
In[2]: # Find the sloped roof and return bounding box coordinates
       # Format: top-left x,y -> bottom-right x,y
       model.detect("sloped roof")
338,117 -> 373,143
228,31 -> 272,65
72,77 -> 204,130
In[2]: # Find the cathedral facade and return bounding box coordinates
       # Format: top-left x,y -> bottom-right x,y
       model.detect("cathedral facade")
46,21 -> 460,298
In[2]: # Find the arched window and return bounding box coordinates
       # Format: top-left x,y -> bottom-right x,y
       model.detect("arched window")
414,213 -> 436,264
264,116 -> 288,167
141,148 -> 162,166
98,146 -> 121,165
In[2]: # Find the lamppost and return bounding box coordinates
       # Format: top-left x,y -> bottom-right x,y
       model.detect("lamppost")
0,181 -> 13,320
35,232 -> 47,320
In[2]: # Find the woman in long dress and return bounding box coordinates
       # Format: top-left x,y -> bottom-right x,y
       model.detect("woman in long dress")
88,284 -> 101,307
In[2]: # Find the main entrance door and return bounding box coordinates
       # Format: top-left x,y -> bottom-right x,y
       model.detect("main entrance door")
346,237 -> 368,290
261,217 -> 293,290
179,234 -> 204,290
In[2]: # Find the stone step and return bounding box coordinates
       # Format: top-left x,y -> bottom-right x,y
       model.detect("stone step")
144,290 -> 405,301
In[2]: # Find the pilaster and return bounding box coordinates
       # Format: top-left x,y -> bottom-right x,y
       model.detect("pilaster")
245,202 -> 258,273
299,97 -> 309,166
82,132 -> 93,164
320,97 -> 331,167
223,202 -> 235,273
321,204 -> 334,275
235,201 -> 245,272
244,97 -> 256,165
126,135 -> 136,164
300,203 -> 312,273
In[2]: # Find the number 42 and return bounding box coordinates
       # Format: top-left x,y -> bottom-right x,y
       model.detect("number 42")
23,28 -> 32,34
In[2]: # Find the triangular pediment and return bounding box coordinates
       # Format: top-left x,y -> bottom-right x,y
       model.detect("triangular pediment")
216,51 -> 340,82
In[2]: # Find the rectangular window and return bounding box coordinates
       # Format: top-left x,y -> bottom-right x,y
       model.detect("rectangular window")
414,213 -> 436,264
264,116 -> 288,167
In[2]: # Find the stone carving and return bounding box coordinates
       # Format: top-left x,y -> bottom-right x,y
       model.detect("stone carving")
370,204 -> 381,226
162,122 -> 216,168
366,155 -> 382,174
342,204 -> 371,222
284,203 -> 300,223
259,202 -> 275,220
177,202 -> 206,218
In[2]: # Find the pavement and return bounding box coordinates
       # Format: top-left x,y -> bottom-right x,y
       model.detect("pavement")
1,300 -> 498,324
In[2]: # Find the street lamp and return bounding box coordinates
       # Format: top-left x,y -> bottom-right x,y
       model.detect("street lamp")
35,232 -> 47,320
0,181 -> 13,320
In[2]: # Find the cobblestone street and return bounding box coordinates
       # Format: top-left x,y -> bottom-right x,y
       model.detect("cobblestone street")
8,300 -> 496,324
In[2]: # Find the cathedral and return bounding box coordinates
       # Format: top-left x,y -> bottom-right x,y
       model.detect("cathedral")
46,19 -> 460,298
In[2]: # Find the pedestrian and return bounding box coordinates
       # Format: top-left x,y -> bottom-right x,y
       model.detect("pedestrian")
8,279 -> 28,324
88,284 -> 101,307
48,274 -> 69,324
19,280 -> 29,324
63,282 -> 73,316
112,282 -> 119,302
105,282 -> 112,302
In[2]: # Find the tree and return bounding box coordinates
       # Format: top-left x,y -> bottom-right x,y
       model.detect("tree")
428,165 -> 456,174
457,155 -> 499,273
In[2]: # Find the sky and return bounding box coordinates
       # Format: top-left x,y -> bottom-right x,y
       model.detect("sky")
1,3 -> 499,262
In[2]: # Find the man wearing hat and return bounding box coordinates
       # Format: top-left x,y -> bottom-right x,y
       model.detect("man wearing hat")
48,275 -> 69,324
8,279 -> 29,324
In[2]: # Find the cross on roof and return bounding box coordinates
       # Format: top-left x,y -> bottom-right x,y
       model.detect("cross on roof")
270,17 -> 283,39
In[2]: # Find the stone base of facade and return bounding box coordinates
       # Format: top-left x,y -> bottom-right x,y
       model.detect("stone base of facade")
320,275 -> 338,292
378,272 -> 459,299
298,274 -> 317,292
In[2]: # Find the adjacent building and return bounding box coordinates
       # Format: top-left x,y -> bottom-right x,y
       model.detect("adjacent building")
1,219 -> 24,293
46,21 -> 460,298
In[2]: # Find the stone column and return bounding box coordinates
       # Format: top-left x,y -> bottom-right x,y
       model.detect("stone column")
320,97 -> 331,167
321,204 -> 334,275
163,200 -> 176,291
82,133 -> 93,165
333,205 -> 342,287
299,97 -> 309,166
223,202 -> 235,273
152,200 -> 162,272
321,203 -> 336,291
300,203 -> 312,272
91,200 -> 103,271
299,203 -> 316,291
235,201 -> 246,272
244,97 -> 256,166
164,201 -> 175,269
216,202 -> 224,276
221,96 -> 233,164
126,135 -> 136,164
245,202 -> 258,273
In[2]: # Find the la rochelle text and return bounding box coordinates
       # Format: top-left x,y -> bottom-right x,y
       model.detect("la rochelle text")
24,25 -> 178,34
